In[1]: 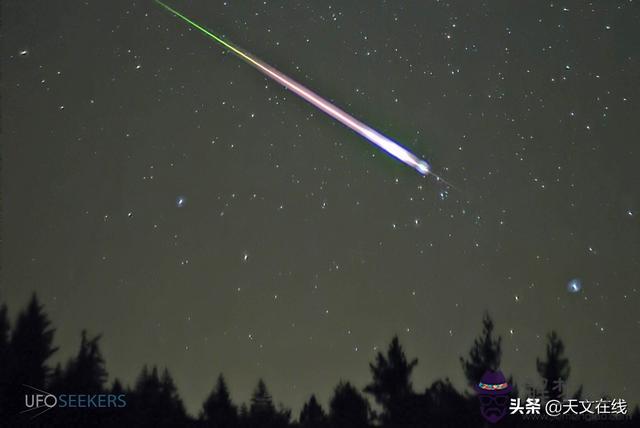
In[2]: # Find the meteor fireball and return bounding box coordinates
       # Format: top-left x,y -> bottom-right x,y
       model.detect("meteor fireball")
156,0 -> 446,181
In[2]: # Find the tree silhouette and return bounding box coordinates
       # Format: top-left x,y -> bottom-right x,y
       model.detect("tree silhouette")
6,294 -> 58,418
329,381 -> 371,428
460,312 -> 502,389
43,331 -> 110,428
422,378 -> 476,427
0,302 -> 9,362
10,294 -> 58,387
238,403 -> 250,428
201,374 -> 238,428
536,331 -> 579,401
128,365 -> 188,428
0,303 -> 11,420
364,336 -> 417,427
299,394 -> 328,428
61,330 -> 108,393
248,379 -> 290,428
251,379 -> 275,414
1,293 -> 639,427
99,378 -> 130,428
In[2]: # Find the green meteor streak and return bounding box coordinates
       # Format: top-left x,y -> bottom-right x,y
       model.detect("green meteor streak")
154,0 -> 258,67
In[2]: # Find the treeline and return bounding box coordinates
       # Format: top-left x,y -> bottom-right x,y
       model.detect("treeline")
0,294 -> 637,427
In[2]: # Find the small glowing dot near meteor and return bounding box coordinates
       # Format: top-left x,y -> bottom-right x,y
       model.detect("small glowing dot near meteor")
155,0 -> 448,182
567,278 -> 582,293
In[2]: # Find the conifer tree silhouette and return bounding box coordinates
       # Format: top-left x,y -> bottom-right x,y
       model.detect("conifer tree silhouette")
7,294 -> 58,417
364,336 -> 418,427
238,402 -> 250,428
44,331 -> 110,428
99,379 -> 129,428
460,312 -> 502,389
251,379 -> 275,414
2,294 -> 640,427
248,379 -> 290,428
0,303 -> 11,419
0,302 -> 9,364
536,331 -> 580,401
129,365 -> 188,428
63,330 -> 108,393
10,294 -> 58,387
299,394 -> 328,428
329,381 -> 371,428
422,378 -> 475,427
201,374 -> 238,428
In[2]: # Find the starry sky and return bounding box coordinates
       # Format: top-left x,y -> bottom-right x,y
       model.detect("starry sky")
3,0 -> 639,415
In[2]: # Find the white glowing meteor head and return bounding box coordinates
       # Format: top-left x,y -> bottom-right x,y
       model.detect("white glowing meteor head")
416,160 -> 431,175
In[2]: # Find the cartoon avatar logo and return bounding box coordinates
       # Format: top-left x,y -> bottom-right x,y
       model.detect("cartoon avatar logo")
474,370 -> 512,424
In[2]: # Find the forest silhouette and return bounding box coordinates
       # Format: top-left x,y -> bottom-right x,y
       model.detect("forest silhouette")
0,294 -> 637,427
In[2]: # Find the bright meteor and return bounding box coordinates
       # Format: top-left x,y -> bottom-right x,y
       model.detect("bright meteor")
155,0 -> 437,177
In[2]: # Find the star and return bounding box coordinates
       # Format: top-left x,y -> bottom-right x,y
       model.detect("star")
567,278 -> 582,293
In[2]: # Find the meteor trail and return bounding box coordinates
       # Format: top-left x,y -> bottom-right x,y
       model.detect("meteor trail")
155,0 -> 441,178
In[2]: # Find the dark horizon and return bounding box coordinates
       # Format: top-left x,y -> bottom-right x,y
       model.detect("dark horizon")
4,291 -> 639,417
1,292 -> 638,424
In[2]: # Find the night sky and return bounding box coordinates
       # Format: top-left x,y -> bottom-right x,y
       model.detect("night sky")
3,0 -> 639,415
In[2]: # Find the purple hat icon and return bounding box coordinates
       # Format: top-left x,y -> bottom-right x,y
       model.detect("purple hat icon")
475,371 -> 512,423
474,370 -> 512,395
